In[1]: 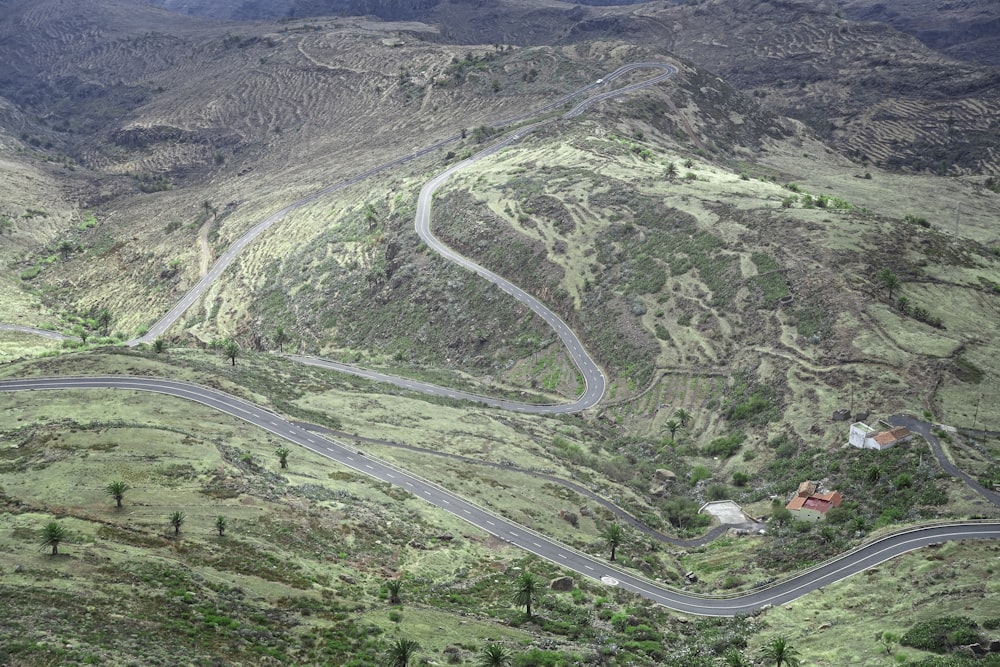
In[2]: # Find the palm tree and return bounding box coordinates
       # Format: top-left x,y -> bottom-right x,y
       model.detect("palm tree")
879,631 -> 900,655
723,648 -> 752,667
58,239 -> 75,260
385,637 -> 419,667
215,516 -> 227,537
273,326 -> 288,352
674,408 -> 692,428
39,521 -> 68,556
276,447 -> 290,469
169,511 -> 185,536
477,643 -> 513,667
97,308 -> 112,336
105,480 -> 130,509
223,339 -> 239,366
386,578 -> 403,605
152,338 -> 167,353
877,268 -> 900,301
602,522 -> 625,561
761,637 -> 801,667
664,419 -> 681,441
512,572 -> 540,619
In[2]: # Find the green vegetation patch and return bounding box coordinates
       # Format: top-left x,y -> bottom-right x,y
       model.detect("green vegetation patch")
722,373 -> 780,426
901,616 -> 982,654
750,252 -> 789,306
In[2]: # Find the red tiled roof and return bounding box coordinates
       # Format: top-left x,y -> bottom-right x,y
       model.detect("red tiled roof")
873,431 -> 896,446
787,490 -> 842,513
813,491 -> 843,507
802,497 -> 833,512
873,426 -> 911,447
786,496 -> 808,510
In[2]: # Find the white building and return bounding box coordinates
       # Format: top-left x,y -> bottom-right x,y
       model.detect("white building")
849,421 -> 913,450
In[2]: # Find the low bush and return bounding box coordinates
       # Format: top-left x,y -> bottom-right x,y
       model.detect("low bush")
704,433 -> 745,458
901,616 -> 980,654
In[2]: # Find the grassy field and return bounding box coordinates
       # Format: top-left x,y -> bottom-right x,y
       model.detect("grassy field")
2,350 -> 999,665
2,9 -> 999,664
754,539 -> 1000,666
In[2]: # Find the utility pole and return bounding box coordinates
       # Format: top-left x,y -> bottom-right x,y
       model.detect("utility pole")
972,394 -> 982,434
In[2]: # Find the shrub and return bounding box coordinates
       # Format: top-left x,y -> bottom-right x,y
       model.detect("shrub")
793,520 -> 813,533
706,484 -> 730,501
20,265 -> 42,281
725,392 -> 777,425
705,433 -> 745,458
690,466 -> 711,483
901,617 -> 980,654
732,471 -> 750,487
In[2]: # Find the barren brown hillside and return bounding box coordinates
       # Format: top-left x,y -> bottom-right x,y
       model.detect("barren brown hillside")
2,0 -> 997,433
0,0 -> 614,336
837,0 -> 1000,66
640,0 -> 1000,176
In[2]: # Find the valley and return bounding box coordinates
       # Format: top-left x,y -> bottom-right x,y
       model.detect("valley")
1,0 -> 999,665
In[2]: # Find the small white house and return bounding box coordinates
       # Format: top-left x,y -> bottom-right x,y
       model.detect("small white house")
849,422 -> 876,448
849,421 -> 913,450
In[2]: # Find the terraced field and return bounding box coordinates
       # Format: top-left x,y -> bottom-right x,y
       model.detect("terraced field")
605,372 -> 727,435
659,0 -> 1000,176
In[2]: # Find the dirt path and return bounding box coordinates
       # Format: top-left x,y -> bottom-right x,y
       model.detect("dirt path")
197,218 -> 213,278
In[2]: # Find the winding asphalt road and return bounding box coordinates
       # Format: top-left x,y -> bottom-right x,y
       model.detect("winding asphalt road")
890,414 -> 1000,506
6,64 -> 679,411
294,419 -> 735,548
120,62 -> 678,412
2,375 -> 998,616
3,63 -> 999,615
0,324 -> 75,341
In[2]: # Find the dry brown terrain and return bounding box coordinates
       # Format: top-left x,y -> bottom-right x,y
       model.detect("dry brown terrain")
1,3 -> 999,666
641,0 -> 1000,177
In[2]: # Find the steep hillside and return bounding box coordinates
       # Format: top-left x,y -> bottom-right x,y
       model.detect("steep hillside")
136,0 -> 1000,178
2,4 -> 1000,665
837,0 -> 1000,66
0,0 -> 606,343
2,0 -> 998,432
646,0 -> 1000,176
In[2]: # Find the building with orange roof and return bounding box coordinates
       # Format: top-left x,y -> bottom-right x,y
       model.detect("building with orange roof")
849,421 -> 914,450
786,482 -> 843,522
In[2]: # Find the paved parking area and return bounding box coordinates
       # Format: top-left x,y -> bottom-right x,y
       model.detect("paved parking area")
700,500 -> 749,525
